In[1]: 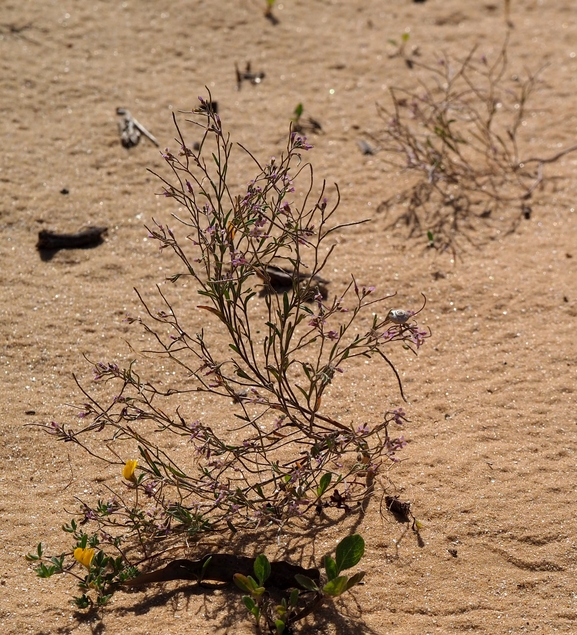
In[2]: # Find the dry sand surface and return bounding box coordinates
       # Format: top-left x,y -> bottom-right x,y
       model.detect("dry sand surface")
2,0 -> 577,633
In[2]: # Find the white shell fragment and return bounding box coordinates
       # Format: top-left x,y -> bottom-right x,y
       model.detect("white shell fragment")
386,309 -> 413,324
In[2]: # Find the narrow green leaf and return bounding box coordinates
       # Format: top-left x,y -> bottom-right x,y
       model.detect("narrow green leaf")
138,446 -> 162,476
265,321 -> 282,338
295,385 -> 310,401
322,575 -> 349,597
200,555 -> 213,582
235,367 -> 252,380
266,365 -> 281,382
282,291 -> 290,318
335,534 -> 365,573
254,554 -> 271,586
294,574 -> 319,592
166,464 -> 187,478
254,484 -> 265,498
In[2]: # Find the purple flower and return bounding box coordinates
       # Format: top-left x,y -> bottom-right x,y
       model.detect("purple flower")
290,133 -> 313,151
144,481 -> 157,497
409,325 -> 428,348
230,251 -> 248,267
308,316 -> 326,328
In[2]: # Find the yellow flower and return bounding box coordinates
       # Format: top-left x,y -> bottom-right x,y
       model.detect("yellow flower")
74,547 -> 95,569
122,459 -> 138,482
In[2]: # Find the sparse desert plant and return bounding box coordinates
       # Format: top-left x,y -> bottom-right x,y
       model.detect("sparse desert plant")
373,36 -> 577,252
27,97 -> 429,620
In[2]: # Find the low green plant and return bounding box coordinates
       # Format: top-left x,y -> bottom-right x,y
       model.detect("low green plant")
26,525 -> 138,608
28,96 -> 428,622
234,534 -> 365,634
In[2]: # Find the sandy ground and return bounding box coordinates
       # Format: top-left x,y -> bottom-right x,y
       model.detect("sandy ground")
2,0 -> 577,633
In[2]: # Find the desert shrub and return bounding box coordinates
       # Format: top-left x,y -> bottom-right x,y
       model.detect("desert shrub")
373,36 -> 577,252
28,98 -> 429,618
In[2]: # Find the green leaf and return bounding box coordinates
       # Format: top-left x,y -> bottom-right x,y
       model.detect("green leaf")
289,588 -> 300,607
62,519 -> 78,533
324,555 -> 338,581
316,472 -> 332,497
294,574 -> 319,592
322,575 -> 349,597
235,367 -> 252,380
242,595 -> 256,611
138,446 -> 162,477
36,563 -> 57,578
49,555 -> 65,572
73,594 -> 90,609
200,555 -> 212,582
265,321 -> 282,338
275,619 -> 286,634
266,365 -> 281,382
295,384 -> 310,401
26,542 -> 43,562
166,464 -> 188,478
282,292 -> 290,318
254,554 -> 271,586
233,573 -> 255,594
242,594 -> 260,619
235,574 -> 264,597
294,103 -> 304,120
97,593 -> 112,606
345,570 -> 365,591
254,483 -> 265,499
335,534 -> 364,574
